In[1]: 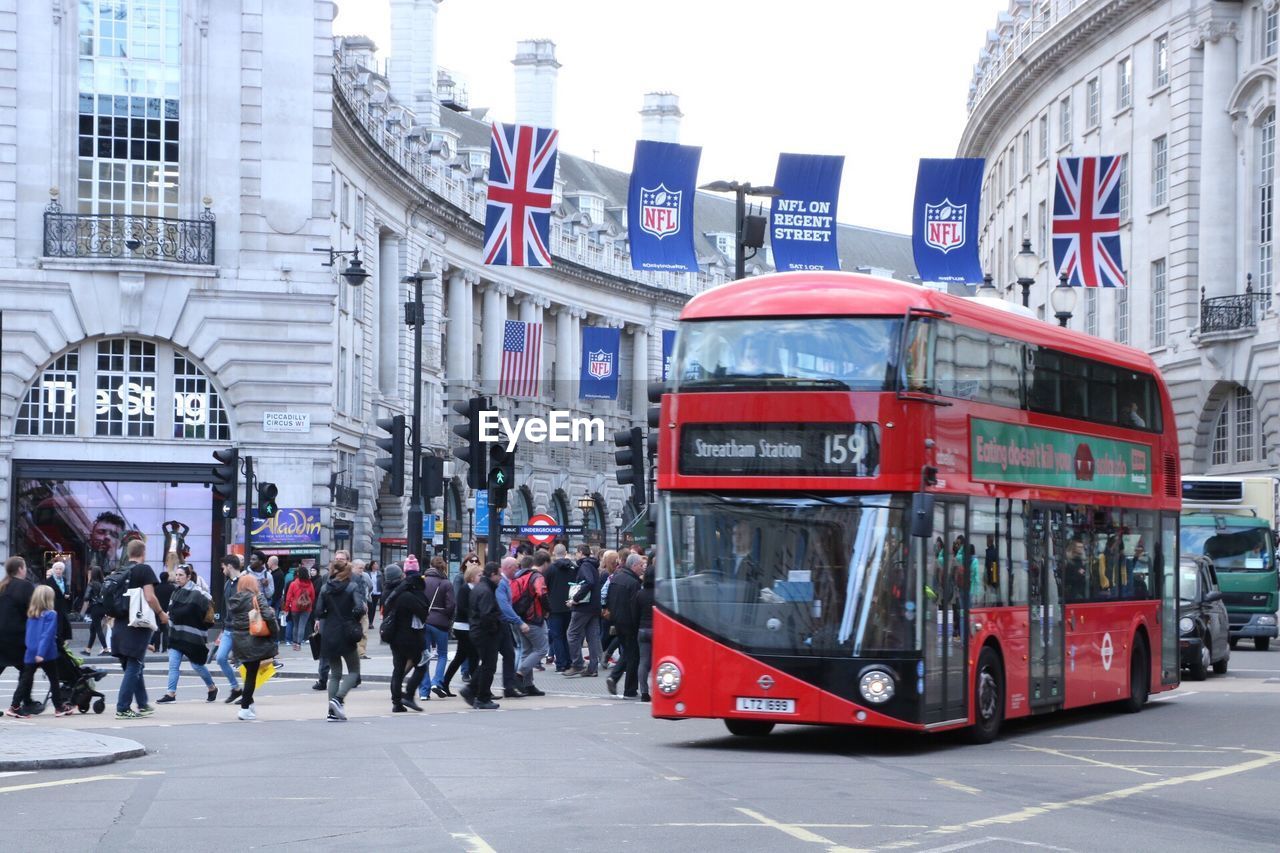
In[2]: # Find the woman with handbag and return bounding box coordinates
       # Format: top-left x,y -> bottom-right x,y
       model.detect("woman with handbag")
156,564 -> 218,704
383,567 -> 431,712
284,566 -> 315,651
313,559 -> 365,721
227,574 -> 278,721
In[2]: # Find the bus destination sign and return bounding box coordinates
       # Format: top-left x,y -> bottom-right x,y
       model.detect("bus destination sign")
679,423 -> 880,477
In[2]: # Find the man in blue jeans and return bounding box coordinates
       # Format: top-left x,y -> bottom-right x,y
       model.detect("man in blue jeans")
112,538 -> 168,719
215,554 -> 244,705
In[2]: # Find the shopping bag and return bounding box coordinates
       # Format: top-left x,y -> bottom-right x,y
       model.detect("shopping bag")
237,661 -> 276,689
126,588 -> 157,630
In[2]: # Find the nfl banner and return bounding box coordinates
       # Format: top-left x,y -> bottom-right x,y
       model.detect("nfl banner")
911,158 -> 984,284
483,122 -> 559,267
661,329 -> 676,381
579,326 -> 621,401
769,153 -> 844,271
627,140 -> 701,272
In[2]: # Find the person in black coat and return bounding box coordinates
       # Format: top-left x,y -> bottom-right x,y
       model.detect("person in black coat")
460,561 -> 502,710
384,572 -> 431,712
605,553 -> 644,698
43,560 -> 73,646
441,559 -> 481,693
636,569 -> 656,702
314,560 -> 366,721
544,545 -> 577,672
1,557 -> 37,716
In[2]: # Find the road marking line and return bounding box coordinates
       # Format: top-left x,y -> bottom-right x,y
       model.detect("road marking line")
1011,742 -> 1159,776
934,777 -> 982,795
449,831 -> 496,852
0,773 -> 125,794
1049,735 -> 1177,745
0,771 -> 34,779
920,750 -> 1280,840
918,837 -> 1073,852
736,808 -> 840,845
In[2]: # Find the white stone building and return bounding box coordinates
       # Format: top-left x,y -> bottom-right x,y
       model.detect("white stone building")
960,0 -> 1278,476
0,0 -> 914,598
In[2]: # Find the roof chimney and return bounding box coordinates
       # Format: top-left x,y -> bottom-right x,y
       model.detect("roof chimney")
388,0 -> 441,125
512,39 -> 560,128
639,92 -> 682,143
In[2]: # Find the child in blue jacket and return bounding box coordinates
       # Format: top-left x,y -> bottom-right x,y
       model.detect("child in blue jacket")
16,585 -> 71,716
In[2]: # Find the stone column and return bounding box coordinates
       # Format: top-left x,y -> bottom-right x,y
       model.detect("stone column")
1196,21 -> 1239,299
569,308 -> 587,404
480,282 -> 509,393
630,323 -> 650,423
555,306 -> 574,405
445,269 -> 471,389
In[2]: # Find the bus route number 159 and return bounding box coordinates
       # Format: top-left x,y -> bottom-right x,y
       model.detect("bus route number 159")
823,431 -> 866,465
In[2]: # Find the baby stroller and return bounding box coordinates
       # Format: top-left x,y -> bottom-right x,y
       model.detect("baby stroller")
26,648 -> 108,715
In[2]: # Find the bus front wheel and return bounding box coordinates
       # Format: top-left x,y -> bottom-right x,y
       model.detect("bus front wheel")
725,719 -> 775,737
1121,641 -> 1149,713
965,646 -> 1004,744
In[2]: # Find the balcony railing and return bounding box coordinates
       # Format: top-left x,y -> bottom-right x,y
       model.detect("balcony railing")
1200,280 -> 1269,335
43,203 -> 216,265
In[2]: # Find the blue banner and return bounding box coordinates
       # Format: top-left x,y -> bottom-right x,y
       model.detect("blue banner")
579,326 -> 621,401
769,153 -> 843,271
661,330 -> 676,381
912,158 -> 985,284
628,140 -> 701,272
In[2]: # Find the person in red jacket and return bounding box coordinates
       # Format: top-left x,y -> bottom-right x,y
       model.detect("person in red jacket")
284,566 -> 315,651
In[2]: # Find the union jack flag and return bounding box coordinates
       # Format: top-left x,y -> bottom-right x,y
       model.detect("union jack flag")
483,122 -> 559,267
1052,156 -> 1126,288
501,320 -> 542,398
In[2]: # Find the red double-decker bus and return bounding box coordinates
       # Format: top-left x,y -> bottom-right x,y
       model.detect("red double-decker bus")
650,272 -> 1180,741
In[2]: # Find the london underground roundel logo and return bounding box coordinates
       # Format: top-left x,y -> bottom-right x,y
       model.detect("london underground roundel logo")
526,514 -> 558,546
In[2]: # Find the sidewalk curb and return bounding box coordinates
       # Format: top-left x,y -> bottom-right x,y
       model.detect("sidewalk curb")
0,731 -> 147,772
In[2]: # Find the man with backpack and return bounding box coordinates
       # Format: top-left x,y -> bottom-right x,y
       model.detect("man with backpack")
511,551 -> 551,697
108,538 -> 169,719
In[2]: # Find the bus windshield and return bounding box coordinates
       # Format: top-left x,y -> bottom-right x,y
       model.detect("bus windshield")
1180,523 -> 1275,572
656,493 -> 917,655
673,317 -> 901,392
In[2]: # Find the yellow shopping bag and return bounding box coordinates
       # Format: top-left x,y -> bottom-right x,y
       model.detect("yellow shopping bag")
237,661 -> 276,689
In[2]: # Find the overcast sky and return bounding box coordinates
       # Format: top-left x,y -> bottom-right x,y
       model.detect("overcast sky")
333,0 -> 1009,236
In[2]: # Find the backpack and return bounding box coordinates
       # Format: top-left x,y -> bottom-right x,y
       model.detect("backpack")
378,588 -> 404,644
101,567 -> 132,619
510,571 -> 540,621
296,585 -> 312,610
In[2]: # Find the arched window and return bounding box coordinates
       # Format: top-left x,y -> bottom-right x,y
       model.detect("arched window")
1211,386 -> 1259,467
506,486 -> 533,527
16,338 -> 229,440
1258,108 -> 1275,308
551,490 -> 571,527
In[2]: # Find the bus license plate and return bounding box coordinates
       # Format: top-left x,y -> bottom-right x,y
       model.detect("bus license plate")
735,697 -> 795,714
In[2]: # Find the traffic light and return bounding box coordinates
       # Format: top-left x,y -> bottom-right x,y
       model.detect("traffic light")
647,381 -> 664,462
257,482 -> 279,517
376,414 -> 406,496
614,426 -> 647,507
421,455 -> 444,501
487,443 -> 516,508
211,447 -> 239,518
452,396 -> 488,490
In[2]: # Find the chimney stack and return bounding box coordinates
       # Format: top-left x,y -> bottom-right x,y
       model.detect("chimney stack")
512,39 -> 560,128
388,0 -> 441,125
639,92 -> 682,143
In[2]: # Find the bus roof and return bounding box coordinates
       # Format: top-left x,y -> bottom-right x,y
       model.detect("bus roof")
682,271 -> 1160,374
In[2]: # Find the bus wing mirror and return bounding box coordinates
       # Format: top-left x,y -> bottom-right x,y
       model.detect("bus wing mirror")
911,493 -> 935,538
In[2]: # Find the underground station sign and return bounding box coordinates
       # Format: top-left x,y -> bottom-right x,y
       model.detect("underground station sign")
501,513 -> 584,545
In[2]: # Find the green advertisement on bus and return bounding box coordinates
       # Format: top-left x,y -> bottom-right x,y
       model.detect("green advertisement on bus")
970,418 -> 1152,495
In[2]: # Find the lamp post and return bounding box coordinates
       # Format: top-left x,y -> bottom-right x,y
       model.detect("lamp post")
1013,238 -> 1038,308
314,245 -> 371,286
402,260 -> 441,559
977,272 -> 998,298
578,495 -> 596,546
699,180 -> 782,280
1051,272 -> 1077,327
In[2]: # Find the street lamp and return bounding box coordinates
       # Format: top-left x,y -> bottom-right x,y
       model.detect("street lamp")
314,245 -> 371,286
977,272 -> 998,298
403,259 -> 441,559
1013,238 -> 1038,308
699,180 -> 783,280
1051,272 -> 1077,327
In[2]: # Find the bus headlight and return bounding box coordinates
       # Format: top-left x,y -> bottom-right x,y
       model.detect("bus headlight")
1179,617 -> 1194,635
656,661 -> 682,696
859,669 -> 895,704
1258,615 -> 1277,626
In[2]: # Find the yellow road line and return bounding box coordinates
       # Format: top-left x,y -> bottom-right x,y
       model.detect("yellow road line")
934,777 -> 982,795
1049,734 -> 1177,746
736,807 -> 841,845
449,831 -> 497,853
0,773 -> 125,795
1012,742 -> 1159,776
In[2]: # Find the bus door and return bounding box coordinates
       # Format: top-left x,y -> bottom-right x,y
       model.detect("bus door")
1027,505 -> 1065,709
923,500 -> 968,724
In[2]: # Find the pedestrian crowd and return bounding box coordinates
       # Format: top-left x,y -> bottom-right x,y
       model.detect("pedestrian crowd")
0,540 -> 656,722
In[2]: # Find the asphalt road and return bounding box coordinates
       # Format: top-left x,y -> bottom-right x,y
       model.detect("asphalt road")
1,647 -> 1278,852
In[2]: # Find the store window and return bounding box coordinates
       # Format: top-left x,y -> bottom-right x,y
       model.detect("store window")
16,338 -> 229,440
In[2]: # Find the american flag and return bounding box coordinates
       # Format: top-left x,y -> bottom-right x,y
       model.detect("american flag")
501,320 -> 542,397
483,122 -> 559,267
1052,156 -> 1125,288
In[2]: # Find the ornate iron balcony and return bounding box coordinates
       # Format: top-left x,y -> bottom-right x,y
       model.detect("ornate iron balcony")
1200,280 -> 1268,335
43,203 -> 215,265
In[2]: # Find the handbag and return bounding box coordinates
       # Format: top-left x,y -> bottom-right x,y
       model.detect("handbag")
126,587 -> 157,630
568,580 -> 589,605
308,630 -> 323,660
248,596 -> 271,638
